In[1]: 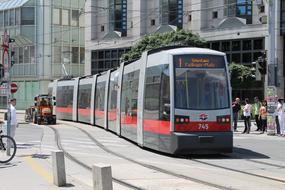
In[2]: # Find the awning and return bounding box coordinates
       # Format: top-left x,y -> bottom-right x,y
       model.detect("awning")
0,0 -> 30,11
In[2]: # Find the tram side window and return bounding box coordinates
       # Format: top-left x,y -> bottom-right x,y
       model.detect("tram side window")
95,81 -> 106,111
78,84 -> 92,109
57,86 -> 74,107
108,71 -> 119,111
144,65 -> 170,121
121,70 -> 140,117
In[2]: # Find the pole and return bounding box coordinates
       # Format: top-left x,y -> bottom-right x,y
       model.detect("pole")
266,0 -> 278,135
1,29 -> 11,155
268,0 -> 276,86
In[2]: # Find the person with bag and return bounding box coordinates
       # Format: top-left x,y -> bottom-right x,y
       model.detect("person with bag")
242,98 -> 252,134
232,97 -> 241,132
259,100 -> 267,134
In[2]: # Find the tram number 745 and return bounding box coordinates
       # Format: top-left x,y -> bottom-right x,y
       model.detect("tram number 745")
198,123 -> 209,130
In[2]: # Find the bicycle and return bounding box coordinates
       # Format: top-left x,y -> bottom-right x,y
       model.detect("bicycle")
0,128 -> 17,163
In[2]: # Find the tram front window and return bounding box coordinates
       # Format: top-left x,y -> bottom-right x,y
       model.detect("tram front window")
175,68 -> 229,110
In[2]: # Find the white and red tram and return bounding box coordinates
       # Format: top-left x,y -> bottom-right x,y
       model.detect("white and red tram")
49,47 -> 233,154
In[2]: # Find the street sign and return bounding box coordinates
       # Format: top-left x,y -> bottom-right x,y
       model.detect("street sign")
10,83 -> 17,93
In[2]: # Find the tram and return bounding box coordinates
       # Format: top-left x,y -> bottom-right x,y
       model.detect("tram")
49,46 -> 233,154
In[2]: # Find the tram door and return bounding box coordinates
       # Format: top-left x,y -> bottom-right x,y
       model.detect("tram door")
143,65 -> 170,151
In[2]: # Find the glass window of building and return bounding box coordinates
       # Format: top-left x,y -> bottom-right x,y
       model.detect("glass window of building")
71,10 -> 79,26
13,47 -> 19,64
253,39 -> 263,50
232,53 -> 241,64
4,10 -> 8,26
169,0 -> 178,25
21,7 -> 35,25
15,8 -> 20,25
72,47 -> 79,63
54,46 -> 62,63
242,53 -> 251,63
0,11 -> 3,27
221,41 -> 230,52
30,46 -> 35,64
24,46 -> 30,64
212,42 -> 220,51
236,0 -> 252,24
19,47 -> 23,64
80,47 -> 85,64
224,0 -> 236,17
114,0 -> 122,31
10,9 -> 15,26
71,28 -> 79,43
242,40 -> 252,50
62,9 -> 70,26
232,41 -> 241,51
53,8 -> 61,25
161,0 -> 183,29
62,46 -> 71,64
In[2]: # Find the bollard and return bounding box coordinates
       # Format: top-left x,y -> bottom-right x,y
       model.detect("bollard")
93,164 -> 113,190
52,150 -> 66,187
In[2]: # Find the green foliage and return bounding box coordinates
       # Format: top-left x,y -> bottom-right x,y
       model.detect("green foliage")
121,29 -> 207,62
229,63 -> 256,88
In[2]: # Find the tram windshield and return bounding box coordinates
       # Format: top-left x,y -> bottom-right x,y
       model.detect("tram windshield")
174,54 -> 230,110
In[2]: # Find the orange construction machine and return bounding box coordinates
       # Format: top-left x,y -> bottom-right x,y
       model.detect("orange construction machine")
33,94 -> 56,125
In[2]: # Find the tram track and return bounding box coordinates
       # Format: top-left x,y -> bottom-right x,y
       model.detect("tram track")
52,122 -> 285,189
48,126 -> 144,190
189,158 -> 285,184
52,124 -> 234,190
74,124 -> 285,185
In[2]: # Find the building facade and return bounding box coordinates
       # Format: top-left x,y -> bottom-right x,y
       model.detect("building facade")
0,0 -> 85,109
85,0 -> 283,101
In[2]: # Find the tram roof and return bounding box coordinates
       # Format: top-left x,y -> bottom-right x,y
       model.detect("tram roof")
0,0 -> 29,10
160,47 -> 226,56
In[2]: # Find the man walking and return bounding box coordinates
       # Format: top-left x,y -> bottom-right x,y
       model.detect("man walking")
232,97 -> 241,132
10,98 -> 18,138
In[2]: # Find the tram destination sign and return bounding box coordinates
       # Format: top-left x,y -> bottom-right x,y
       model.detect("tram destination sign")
174,55 -> 225,68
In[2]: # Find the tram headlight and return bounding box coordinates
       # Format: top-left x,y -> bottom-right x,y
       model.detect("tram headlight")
217,115 -> 230,124
175,115 -> 190,124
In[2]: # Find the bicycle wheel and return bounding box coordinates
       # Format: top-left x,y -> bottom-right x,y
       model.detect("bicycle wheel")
0,135 -> 17,163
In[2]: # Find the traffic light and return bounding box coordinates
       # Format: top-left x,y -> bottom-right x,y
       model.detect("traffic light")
257,53 -> 267,75
9,38 -> 15,43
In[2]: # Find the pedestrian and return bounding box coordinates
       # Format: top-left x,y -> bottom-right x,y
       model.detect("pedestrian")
242,98 -> 251,134
275,98 -> 283,135
252,97 -> 262,131
232,97 -> 241,132
9,98 -> 18,138
259,100 -> 267,134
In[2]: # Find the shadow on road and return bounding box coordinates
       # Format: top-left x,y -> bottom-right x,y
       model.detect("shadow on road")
185,147 -> 270,160
32,153 -> 50,159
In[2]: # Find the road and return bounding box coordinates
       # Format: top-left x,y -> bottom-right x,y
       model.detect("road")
1,121 -> 285,190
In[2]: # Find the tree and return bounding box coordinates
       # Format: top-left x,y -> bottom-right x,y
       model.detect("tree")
228,63 -> 256,88
121,29 -> 207,62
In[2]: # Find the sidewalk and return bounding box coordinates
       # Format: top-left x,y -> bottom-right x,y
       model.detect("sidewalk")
0,114 -> 91,190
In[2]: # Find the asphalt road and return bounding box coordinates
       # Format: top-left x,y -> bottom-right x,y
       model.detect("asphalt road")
3,121 -> 285,190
